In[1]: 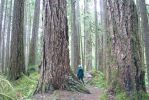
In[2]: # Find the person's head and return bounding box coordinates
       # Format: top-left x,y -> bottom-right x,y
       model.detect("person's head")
78,65 -> 82,68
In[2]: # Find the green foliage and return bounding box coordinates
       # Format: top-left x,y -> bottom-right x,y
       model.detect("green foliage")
13,72 -> 39,99
140,92 -> 149,100
87,71 -> 106,88
0,93 -> 14,100
115,91 -> 128,100
0,75 -> 16,100
131,91 -> 149,100
100,93 -> 108,100
0,72 -> 39,100
115,91 -> 149,100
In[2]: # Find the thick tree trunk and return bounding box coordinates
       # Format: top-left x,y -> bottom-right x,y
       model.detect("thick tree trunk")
9,0 -> 25,80
107,0 -> 146,98
35,0 -> 89,94
28,0 -> 40,66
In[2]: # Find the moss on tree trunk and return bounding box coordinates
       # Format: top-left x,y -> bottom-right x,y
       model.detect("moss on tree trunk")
106,0 -> 146,99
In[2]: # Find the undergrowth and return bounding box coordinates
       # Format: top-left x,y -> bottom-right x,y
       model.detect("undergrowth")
12,72 -> 39,99
86,71 -> 107,100
0,74 -> 16,100
87,71 -> 107,89
0,72 -> 39,100
100,80 -> 149,100
89,71 -> 149,100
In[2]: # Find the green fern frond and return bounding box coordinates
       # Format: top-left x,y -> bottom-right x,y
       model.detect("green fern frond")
0,93 -> 15,100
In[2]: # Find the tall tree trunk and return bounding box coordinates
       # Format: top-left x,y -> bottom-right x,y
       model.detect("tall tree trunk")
94,0 -> 99,71
76,0 -> 81,68
0,0 -> 5,40
137,0 -> 149,87
35,0 -> 72,93
84,0 -> 92,71
99,0 -> 105,72
80,35 -> 84,68
24,0 -> 30,71
28,0 -> 40,67
23,0 -> 28,70
5,0 -> 13,73
2,0 -> 8,73
107,0 -> 146,98
103,0 -> 109,80
9,0 -> 25,80
35,0 -> 89,94
71,0 -> 80,72
0,0 -> 5,72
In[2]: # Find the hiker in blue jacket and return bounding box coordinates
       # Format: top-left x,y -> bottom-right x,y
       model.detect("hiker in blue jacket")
77,65 -> 84,84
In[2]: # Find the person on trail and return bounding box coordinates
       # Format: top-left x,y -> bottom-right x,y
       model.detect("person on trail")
77,65 -> 84,84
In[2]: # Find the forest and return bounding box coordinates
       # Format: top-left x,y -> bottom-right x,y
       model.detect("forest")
1,0 -> 149,100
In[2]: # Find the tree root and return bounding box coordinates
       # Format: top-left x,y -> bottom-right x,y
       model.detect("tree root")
34,76 -> 90,95
65,76 -> 91,94
34,70 -> 90,94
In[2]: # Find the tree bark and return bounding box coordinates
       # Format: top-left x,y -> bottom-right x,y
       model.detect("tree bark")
107,0 -> 146,98
35,0 -> 89,94
9,0 -> 25,80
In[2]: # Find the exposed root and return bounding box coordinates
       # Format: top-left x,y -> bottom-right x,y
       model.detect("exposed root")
66,76 -> 90,94
34,75 -> 90,94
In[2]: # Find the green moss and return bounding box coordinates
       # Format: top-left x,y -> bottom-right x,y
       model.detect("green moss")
115,88 -> 149,100
0,75 -> 16,100
12,72 -> 39,99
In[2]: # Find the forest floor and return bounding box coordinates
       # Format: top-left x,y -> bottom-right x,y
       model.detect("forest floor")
33,85 -> 103,100
33,72 -> 105,100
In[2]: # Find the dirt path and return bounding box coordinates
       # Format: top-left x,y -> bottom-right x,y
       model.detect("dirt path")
33,72 -> 104,100
33,85 -> 103,100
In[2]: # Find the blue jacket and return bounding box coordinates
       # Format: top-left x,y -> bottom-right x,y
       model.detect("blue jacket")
77,67 -> 84,79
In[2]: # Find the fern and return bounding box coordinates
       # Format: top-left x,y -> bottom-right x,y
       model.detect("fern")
0,93 -> 15,100
0,75 -> 16,100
